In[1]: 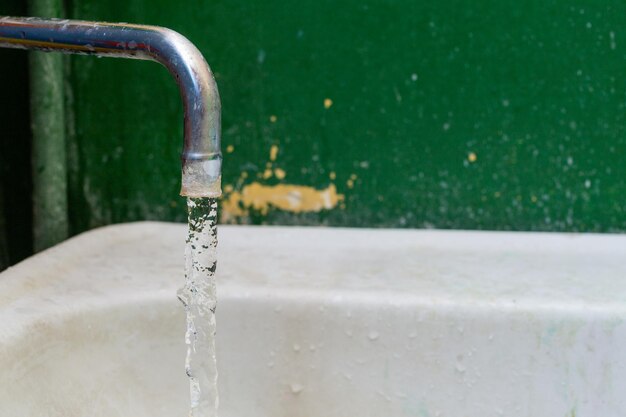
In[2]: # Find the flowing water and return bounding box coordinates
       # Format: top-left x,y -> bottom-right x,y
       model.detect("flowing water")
177,197 -> 219,417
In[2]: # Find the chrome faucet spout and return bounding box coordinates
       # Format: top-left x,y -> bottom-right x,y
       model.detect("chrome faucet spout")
0,16 -> 222,197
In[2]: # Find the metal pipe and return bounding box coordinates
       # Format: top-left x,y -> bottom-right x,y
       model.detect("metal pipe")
28,0 -> 69,252
0,16 -> 222,197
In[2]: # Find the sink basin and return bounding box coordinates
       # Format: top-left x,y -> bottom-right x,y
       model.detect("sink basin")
1,222 -> 626,416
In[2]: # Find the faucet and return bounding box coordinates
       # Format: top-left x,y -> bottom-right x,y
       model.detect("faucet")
0,16 -> 222,198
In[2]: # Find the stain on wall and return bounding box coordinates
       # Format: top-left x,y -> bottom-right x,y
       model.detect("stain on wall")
222,183 -> 344,223
220,143 -> 344,222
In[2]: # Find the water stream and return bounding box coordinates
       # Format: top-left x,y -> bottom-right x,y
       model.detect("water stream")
177,197 -> 219,417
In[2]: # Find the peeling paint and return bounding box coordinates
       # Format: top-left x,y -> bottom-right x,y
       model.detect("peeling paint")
221,182 -> 344,221
274,168 -> 286,179
270,144 -> 279,161
347,173 -> 358,189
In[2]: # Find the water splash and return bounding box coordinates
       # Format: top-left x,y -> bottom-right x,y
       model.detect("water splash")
178,197 -> 219,417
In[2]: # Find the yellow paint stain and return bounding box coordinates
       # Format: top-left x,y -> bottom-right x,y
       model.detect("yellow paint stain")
224,184 -> 234,193
262,168 -> 273,179
531,195 -> 538,203
324,98 -> 333,109
329,171 -> 336,180
347,173 -> 358,189
467,152 -> 477,163
274,168 -> 286,180
241,171 -> 248,179
270,115 -> 277,123
226,145 -> 235,153
221,182 -> 344,220
270,144 -> 279,161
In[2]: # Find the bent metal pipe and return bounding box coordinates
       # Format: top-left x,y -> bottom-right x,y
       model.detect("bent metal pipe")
0,16 -> 222,197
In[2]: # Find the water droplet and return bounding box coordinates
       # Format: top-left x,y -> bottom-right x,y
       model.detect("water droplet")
368,331 -> 380,341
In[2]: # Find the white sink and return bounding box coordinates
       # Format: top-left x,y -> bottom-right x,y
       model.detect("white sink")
1,222 -> 626,417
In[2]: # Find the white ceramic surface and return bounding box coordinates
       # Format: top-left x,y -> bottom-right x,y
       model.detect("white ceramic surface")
1,222 -> 626,417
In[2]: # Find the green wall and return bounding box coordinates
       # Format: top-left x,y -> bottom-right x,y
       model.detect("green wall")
3,0 -> 626,264
64,0 -> 626,233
